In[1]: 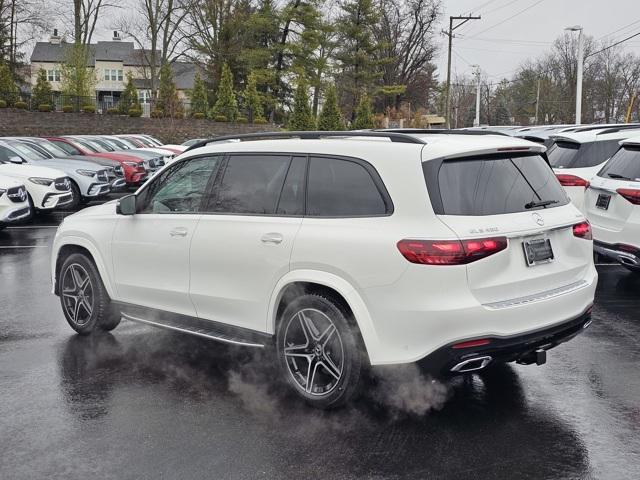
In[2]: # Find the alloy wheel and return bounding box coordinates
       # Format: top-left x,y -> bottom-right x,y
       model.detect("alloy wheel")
283,308 -> 344,396
61,263 -> 94,326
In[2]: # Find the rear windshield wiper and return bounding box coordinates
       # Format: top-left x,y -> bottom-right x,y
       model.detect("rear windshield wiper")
525,199 -> 559,209
607,173 -> 632,180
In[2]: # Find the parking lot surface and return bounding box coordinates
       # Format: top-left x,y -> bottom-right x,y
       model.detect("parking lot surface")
1,209 -> 639,479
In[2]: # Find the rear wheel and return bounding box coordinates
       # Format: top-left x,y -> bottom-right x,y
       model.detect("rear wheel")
276,294 -> 364,409
59,253 -> 121,334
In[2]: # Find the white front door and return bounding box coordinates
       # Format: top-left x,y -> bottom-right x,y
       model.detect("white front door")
111,155 -> 222,316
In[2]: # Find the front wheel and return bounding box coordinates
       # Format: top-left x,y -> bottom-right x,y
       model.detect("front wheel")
59,253 -> 121,334
276,294 -> 364,409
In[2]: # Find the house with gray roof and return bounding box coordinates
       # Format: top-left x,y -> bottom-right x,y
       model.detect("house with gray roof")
30,30 -> 199,112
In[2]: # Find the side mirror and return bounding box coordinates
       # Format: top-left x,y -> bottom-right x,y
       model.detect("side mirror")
8,156 -> 22,164
116,194 -> 136,215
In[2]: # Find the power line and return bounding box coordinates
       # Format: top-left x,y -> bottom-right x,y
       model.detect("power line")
588,31 -> 640,58
597,19 -> 640,41
466,0 -> 547,39
484,0 -> 524,15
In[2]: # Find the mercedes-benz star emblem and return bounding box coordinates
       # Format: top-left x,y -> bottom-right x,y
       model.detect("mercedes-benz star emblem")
532,212 -> 544,226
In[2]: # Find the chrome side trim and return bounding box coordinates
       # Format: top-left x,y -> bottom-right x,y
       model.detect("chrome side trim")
121,312 -> 265,348
483,280 -> 589,310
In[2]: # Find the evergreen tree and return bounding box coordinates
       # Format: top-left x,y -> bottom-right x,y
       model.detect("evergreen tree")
156,63 -> 181,117
0,62 -> 17,105
288,77 -> 315,130
31,69 -> 53,108
190,72 -> 209,116
352,92 -> 375,129
317,84 -> 343,130
243,72 -> 264,122
212,63 -> 238,121
120,72 -> 140,113
335,0 -> 383,119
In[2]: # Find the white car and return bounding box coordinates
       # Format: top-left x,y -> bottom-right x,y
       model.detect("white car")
0,175 -> 30,229
586,137 -> 640,272
0,139 -> 110,208
51,131 -> 597,408
547,127 -> 640,212
0,161 -> 72,213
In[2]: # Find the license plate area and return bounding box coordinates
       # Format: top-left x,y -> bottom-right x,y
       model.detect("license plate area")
523,238 -> 554,266
596,193 -> 611,210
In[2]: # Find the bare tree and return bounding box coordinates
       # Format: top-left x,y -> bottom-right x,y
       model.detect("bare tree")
117,0 -> 190,95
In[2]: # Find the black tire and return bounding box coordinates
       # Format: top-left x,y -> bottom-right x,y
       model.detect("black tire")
59,253 -> 121,334
276,293 -> 364,409
26,193 -> 35,221
67,181 -> 81,210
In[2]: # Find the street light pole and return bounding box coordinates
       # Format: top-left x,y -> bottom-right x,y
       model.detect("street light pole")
566,25 -> 584,125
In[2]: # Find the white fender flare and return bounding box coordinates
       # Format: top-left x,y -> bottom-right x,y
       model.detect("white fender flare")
267,269 -> 382,363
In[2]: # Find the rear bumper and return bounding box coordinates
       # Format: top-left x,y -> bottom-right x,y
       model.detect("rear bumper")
594,240 -> 640,268
418,306 -> 593,376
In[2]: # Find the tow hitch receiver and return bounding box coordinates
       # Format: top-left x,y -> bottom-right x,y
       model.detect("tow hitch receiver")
517,349 -> 547,366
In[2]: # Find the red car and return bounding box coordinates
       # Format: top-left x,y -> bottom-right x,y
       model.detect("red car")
45,137 -> 148,187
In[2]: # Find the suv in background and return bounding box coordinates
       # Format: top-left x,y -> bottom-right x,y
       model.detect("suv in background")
586,136 -> 640,272
51,131 -> 596,408
547,126 -> 640,211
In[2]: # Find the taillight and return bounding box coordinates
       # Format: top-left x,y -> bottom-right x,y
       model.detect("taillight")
573,221 -> 592,240
617,188 -> 640,205
556,173 -> 589,187
397,237 -> 508,265
452,339 -> 491,349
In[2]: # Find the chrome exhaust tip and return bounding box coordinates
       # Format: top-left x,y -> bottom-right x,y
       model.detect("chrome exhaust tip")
451,355 -> 492,373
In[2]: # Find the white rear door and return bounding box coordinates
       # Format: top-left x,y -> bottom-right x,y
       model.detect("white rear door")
189,154 -> 305,332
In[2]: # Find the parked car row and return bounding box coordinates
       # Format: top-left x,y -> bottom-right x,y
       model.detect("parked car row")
464,124 -> 640,273
0,134 -> 186,229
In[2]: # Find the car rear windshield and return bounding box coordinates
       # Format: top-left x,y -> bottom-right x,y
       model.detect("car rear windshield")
431,154 -> 569,216
547,140 -> 620,168
598,146 -> 640,181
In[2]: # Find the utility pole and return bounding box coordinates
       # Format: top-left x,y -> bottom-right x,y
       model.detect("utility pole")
472,65 -> 481,127
445,15 -> 481,129
534,77 -> 541,125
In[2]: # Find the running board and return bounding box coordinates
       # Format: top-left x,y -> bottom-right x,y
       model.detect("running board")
119,307 -> 269,348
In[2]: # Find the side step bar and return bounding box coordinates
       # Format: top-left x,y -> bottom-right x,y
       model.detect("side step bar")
120,310 -> 268,348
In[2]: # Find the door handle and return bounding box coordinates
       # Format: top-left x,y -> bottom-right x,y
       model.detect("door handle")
261,232 -> 283,244
169,227 -> 188,237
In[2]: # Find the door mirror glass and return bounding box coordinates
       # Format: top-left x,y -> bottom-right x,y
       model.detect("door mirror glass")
9,156 -> 22,164
116,194 -> 136,215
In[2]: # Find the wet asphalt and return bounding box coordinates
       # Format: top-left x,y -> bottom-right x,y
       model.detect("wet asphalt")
1,202 -> 639,480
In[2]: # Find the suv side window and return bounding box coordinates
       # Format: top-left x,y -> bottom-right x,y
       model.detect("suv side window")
136,156 -> 221,214
50,141 -> 81,156
307,156 -> 389,217
0,146 -> 14,162
208,154 -> 291,215
276,156 -> 307,216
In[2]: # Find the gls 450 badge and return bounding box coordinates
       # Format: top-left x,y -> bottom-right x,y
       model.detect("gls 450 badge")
469,226 -> 499,234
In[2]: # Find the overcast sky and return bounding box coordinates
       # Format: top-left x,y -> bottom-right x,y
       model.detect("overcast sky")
86,0 -> 640,82
437,0 -> 640,81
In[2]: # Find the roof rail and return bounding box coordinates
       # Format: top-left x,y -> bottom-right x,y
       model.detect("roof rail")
372,128 -> 508,136
184,130 -> 427,152
570,123 -> 640,134
595,126 -> 640,136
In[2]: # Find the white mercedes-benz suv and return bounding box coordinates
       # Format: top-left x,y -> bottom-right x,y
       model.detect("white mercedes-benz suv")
51,131 -> 597,408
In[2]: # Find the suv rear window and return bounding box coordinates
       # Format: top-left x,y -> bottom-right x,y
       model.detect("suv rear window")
548,140 -> 620,168
431,154 -> 569,216
598,146 -> 640,181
